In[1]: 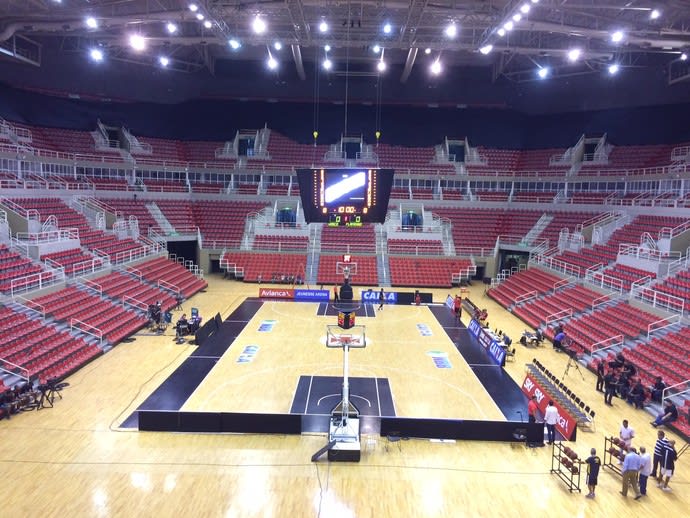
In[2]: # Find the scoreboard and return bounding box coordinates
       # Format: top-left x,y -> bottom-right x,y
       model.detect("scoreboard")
297,168 -> 394,226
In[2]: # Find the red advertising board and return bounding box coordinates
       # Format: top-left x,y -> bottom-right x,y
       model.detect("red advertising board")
258,288 -> 295,299
521,373 -> 578,440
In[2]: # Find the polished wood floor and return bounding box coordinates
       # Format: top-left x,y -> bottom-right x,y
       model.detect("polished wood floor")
0,276 -> 687,517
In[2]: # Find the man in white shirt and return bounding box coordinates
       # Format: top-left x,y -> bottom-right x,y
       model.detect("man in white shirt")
544,400 -> 559,444
619,419 -> 635,461
638,446 -> 652,496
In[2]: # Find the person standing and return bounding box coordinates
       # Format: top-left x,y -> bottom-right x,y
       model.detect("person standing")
333,285 -> 339,302
651,430 -> 669,479
527,395 -> 538,424
585,448 -> 601,499
620,447 -> 642,499
595,360 -> 605,392
658,440 -> 677,492
638,446 -> 652,496
378,288 -> 385,310
604,369 -> 616,406
544,400 -> 559,444
619,419 -> 635,450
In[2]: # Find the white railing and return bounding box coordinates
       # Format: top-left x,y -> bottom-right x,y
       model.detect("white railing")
592,293 -> 614,309
585,270 -> 624,293
70,318 -> 103,346
122,295 -> 148,312
647,314 -> 681,339
660,381 -> 690,410
78,277 -> 103,296
14,295 -> 46,318
71,256 -> 109,276
514,290 -> 538,305
658,219 -> 690,240
14,228 -> 80,244
553,276 -> 576,291
158,279 -> 180,295
591,334 -> 624,355
0,357 -> 30,382
10,269 -> 64,297
631,286 -> 685,315
541,255 -> 582,278
670,145 -> 690,162
545,308 -> 572,324
618,244 -> 680,262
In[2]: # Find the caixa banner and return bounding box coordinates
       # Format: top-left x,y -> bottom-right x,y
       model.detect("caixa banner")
258,288 -> 294,299
360,290 -> 398,304
467,319 -> 506,367
294,289 -> 330,302
521,373 -> 578,440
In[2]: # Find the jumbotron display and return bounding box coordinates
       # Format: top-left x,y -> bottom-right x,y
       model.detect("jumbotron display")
297,168 -> 394,226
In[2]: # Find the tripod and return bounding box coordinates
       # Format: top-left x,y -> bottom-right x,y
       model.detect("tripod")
563,354 -> 585,380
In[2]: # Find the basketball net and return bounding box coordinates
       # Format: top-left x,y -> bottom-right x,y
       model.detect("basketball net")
343,266 -> 350,280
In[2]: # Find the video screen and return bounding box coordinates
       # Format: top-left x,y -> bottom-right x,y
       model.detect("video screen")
297,168 -> 394,226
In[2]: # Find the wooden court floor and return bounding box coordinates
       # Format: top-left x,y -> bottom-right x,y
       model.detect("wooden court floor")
0,276 -> 687,517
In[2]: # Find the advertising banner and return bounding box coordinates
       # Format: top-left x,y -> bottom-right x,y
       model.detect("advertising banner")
467,318 -> 506,367
521,373 -> 578,440
294,289 -> 330,302
361,290 -> 398,304
258,288 -> 294,299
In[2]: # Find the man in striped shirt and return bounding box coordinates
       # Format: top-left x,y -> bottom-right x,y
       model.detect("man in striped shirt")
650,430 -> 669,479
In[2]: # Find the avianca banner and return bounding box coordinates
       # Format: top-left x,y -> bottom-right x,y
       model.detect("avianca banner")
521,373 -> 578,440
258,288 -> 295,299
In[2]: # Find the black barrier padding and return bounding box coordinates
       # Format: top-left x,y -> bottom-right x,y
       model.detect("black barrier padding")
138,411 -> 180,431
221,412 -> 302,434
214,313 -> 222,328
179,412 -> 223,432
194,317 -> 217,346
380,417 -> 544,443
396,292 -> 432,305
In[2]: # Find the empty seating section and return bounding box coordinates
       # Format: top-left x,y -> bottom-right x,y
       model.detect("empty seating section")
487,268 -> 563,308
222,251 -> 307,283
192,200 -> 267,248
0,244 -> 49,292
91,271 -> 177,311
38,127 -> 100,155
89,176 -> 130,191
185,141 -> 230,163
265,132 -> 329,167
317,255 -> 378,286
512,192 -> 557,203
544,302 -> 659,354
475,191 -> 509,202
155,200 -> 196,231
650,266 -> 690,310
517,148 -> 569,173
411,188 -> 435,200
10,198 -> 144,260
0,305 -> 101,381
594,264 -> 655,290
569,192 -> 613,204
321,225 -> 376,253
253,235 -> 309,251
137,137 -> 185,162
191,180 -> 226,194
129,256 -> 208,297
143,178 -> 188,192
466,148 -> 519,174
266,184 -> 289,195
579,144 -> 671,173
513,285 -> 607,328
627,327 -> 690,388
553,215 -> 687,275
390,187 -> 410,199
388,257 -> 472,287
40,248 -> 96,275
236,183 -> 259,195
31,286 -> 148,345
537,212 -> 596,247
388,239 -> 444,255
100,198 -> 160,233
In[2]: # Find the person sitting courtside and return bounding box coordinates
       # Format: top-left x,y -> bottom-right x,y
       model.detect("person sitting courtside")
651,400 -> 678,428
175,313 -> 189,341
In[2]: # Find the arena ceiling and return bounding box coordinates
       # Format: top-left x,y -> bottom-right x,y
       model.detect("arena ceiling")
2,0 -> 690,82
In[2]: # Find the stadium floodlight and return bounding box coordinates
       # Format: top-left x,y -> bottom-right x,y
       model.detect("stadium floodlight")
377,60 -> 386,72
274,41 -> 282,51
166,23 -> 178,34
608,63 -> 619,75
567,48 -> 581,62
324,45 -> 331,52
383,23 -> 392,34
325,172 -> 366,204
89,48 -> 104,62
319,21 -> 329,33
680,53 -> 687,61
188,3 -> 198,12
372,45 -> 381,54
503,21 -> 514,31
203,20 -> 212,29
650,9 -> 660,20
159,56 -> 170,67
611,31 -> 624,43
229,39 -> 241,50
531,0 -> 539,3
497,28 -> 506,37
85,17 -> 98,29
520,4 -> 531,14
445,23 -> 457,38
323,58 -> 333,70
253,17 -> 267,34
424,48 -> 431,55
267,52 -> 278,70
129,34 -> 146,51
479,45 -> 493,55
430,59 -> 442,75
537,66 -> 549,79
196,13 -> 204,21
513,13 -> 522,22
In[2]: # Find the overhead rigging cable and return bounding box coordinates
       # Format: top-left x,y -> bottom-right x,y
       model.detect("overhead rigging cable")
312,46 -> 321,164
343,1 -> 352,136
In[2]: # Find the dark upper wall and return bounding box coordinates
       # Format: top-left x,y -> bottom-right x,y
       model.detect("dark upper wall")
1,82 -> 690,149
